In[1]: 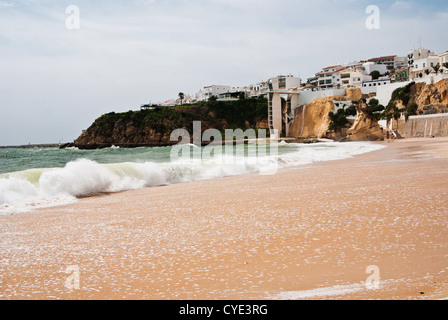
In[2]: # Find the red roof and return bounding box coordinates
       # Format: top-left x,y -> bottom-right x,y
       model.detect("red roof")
368,55 -> 396,61
323,65 -> 343,70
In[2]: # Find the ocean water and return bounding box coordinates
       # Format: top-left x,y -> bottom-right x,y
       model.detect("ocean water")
0,142 -> 384,214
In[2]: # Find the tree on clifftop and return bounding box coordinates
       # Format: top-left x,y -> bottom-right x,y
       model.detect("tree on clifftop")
178,92 -> 185,105
432,64 -> 441,75
370,70 -> 381,80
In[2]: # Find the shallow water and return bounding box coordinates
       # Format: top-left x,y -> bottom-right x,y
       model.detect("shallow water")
0,142 -> 384,214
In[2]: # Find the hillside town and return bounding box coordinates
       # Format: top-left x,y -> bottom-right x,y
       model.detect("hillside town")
151,47 -> 448,107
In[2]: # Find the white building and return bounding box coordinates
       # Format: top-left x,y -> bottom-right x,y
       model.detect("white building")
315,65 -> 345,89
245,82 -> 268,98
362,62 -> 389,76
367,55 -> 407,71
196,85 -> 231,101
410,56 -> 440,79
362,77 -> 392,90
407,48 -> 435,68
440,51 -> 448,66
339,69 -> 372,88
342,61 -> 364,72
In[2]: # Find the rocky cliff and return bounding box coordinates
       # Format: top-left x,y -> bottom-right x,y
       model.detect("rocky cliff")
288,88 -> 384,141
288,96 -> 348,139
344,102 -> 384,141
68,99 -> 268,149
409,79 -> 448,115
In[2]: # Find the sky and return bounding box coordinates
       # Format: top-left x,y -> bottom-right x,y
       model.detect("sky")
0,0 -> 447,145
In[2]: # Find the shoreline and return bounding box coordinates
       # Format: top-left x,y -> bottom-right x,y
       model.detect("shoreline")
1,137 -> 448,300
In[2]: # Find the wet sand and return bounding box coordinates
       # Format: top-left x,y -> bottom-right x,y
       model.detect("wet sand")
1,138 -> 448,300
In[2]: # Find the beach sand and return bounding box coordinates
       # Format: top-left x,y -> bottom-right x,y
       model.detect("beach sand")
1,137 -> 448,300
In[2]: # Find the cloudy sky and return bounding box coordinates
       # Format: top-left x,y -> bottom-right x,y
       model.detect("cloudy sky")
0,0 -> 447,145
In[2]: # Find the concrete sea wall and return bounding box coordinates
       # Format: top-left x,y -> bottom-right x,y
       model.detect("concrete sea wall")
399,114 -> 448,138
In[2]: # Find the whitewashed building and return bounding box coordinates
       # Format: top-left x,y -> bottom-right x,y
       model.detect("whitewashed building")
362,62 -> 389,76
407,48 -> 435,67
196,85 -> 231,101
440,51 -> 448,67
410,56 -> 441,79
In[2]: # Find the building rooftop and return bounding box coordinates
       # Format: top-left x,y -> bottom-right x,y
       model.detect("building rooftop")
368,55 -> 397,61
322,65 -> 343,70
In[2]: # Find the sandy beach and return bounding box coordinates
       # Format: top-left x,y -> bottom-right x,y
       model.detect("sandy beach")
1,137 -> 448,300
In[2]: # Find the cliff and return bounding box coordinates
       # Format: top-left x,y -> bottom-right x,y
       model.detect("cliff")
68,98 -> 268,149
410,79 -> 448,115
288,88 -> 384,141
344,102 -> 384,141
288,96 -> 348,139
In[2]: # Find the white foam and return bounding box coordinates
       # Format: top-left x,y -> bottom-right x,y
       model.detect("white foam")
272,283 -> 366,300
0,142 -> 385,215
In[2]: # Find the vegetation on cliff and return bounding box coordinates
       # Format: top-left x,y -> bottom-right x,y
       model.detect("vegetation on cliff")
328,98 -> 385,131
73,97 -> 268,148
386,82 -> 417,121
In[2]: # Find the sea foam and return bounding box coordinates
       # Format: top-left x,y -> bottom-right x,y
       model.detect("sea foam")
0,142 -> 384,214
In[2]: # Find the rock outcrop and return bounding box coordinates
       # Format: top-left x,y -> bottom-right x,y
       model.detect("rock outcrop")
344,102 -> 384,141
288,96 -> 348,139
408,79 -> 448,114
69,99 -> 269,149
288,88 -> 384,140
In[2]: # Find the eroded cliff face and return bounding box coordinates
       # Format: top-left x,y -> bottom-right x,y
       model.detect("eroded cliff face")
410,79 -> 448,114
288,88 -> 384,141
288,96 -> 348,139
345,102 -> 384,141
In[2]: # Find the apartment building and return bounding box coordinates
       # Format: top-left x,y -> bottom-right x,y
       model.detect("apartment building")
367,55 -> 407,71
339,69 -> 372,88
315,65 -> 345,89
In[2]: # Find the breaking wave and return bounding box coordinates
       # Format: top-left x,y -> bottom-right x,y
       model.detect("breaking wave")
0,142 -> 384,214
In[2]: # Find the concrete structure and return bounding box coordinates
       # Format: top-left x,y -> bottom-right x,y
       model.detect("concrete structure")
297,88 -> 346,107
375,80 -> 412,106
266,75 -> 301,138
400,114 -> 448,138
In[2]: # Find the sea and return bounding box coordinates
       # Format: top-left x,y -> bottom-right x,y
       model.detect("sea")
0,141 -> 384,215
